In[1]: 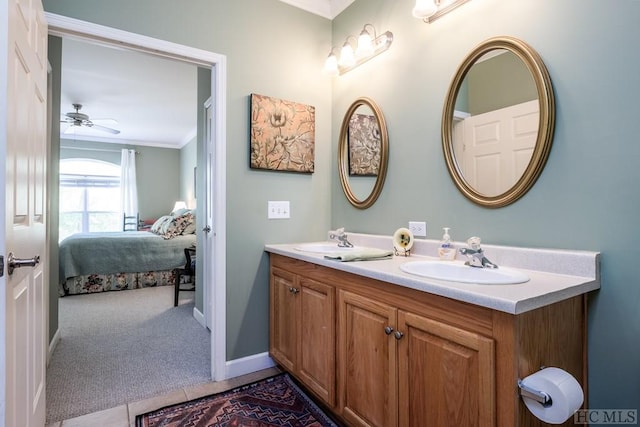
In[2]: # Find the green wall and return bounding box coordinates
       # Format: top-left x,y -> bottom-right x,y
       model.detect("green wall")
330,0 -> 640,413
60,139 -> 181,220
47,35 -> 62,342
466,52 -> 537,115
179,137 -> 196,209
42,0 -> 640,413
43,0 -> 334,362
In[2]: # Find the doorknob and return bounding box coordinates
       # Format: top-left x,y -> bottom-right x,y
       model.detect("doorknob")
202,225 -> 212,233
7,252 -> 40,275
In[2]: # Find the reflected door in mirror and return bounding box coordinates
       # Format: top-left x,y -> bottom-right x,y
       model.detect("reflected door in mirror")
442,37 -> 555,208
454,100 -> 539,195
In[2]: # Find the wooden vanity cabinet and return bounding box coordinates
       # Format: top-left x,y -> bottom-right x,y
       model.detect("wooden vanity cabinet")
269,254 -> 586,427
269,265 -> 336,406
338,290 -> 398,427
338,290 -> 495,427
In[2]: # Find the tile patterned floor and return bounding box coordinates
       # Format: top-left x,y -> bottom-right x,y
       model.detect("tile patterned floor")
45,367 -> 281,427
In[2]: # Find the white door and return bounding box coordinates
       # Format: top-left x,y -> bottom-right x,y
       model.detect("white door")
460,100 -> 539,195
2,0 -> 48,425
203,97 -> 213,329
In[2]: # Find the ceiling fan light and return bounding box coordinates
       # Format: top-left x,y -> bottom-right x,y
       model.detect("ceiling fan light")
61,103 -> 120,135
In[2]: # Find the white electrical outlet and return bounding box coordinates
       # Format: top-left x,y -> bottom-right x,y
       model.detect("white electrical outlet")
268,201 -> 290,219
408,221 -> 427,237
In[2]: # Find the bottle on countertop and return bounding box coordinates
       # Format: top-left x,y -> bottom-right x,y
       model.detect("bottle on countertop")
438,227 -> 456,261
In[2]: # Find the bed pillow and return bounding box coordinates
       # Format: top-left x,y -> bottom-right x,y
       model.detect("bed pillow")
150,215 -> 173,235
172,208 -> 190,217
159,211 -> 195,239
179,210 -> 197,234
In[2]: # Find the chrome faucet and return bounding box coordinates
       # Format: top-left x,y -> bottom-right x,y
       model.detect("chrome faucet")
458,237 -> 498,269
329,227 -> 354,248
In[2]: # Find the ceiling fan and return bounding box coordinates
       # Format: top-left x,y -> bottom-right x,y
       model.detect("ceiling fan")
61,103 -> 120,135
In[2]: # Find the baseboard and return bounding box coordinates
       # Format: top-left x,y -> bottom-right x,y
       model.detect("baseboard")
48,328 -> 61,366
193,306 -> 206,328
225,352 -> 276,379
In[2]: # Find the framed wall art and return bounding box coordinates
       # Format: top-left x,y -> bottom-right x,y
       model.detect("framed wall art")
250,93 -> 315,173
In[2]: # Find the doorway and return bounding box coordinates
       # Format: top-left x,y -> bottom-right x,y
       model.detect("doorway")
46,12 -> 227,383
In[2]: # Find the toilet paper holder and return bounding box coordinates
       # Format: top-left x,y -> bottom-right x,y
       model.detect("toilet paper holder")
517,378 -> 552,407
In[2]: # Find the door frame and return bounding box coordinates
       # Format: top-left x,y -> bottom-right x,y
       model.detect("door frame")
45,13 -> 228,381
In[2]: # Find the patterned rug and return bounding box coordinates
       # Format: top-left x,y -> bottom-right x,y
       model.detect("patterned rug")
135,373 -> 339,426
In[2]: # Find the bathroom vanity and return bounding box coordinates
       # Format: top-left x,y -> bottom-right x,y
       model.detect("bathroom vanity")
265,234 -> 599,427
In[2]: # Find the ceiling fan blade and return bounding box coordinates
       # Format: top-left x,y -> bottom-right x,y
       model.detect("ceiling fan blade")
90,118 -> 119,125
87,123 -> 121,134
63,125 -> 76,135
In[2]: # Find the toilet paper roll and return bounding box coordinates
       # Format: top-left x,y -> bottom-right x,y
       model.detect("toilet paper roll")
521,367 -> 584,424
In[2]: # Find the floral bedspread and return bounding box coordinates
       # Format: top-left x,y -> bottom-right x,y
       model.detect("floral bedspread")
60,269 -> 192,296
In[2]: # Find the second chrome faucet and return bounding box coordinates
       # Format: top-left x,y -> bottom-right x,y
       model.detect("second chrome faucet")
458,236 -> 498,268
329,227 -> 354,248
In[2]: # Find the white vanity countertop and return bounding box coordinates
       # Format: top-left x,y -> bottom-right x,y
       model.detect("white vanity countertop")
264,233 -> 600,315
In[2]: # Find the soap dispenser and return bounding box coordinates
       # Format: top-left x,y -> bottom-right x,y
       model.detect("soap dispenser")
438,227 -> 456,261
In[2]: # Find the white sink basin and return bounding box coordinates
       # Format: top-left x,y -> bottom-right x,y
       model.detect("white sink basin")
295,243 -> 362,254
400,260 -> 529,285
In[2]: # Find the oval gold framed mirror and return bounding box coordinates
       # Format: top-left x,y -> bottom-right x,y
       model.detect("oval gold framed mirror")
339,97 -> 389,209
442,36 -> 555,208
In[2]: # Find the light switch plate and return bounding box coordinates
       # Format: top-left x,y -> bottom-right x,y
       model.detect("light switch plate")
268,201 -> 290,219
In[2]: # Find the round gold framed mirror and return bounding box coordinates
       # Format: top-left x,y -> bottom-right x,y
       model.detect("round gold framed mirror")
339,97 -> 389,209
442,36 -> 555,208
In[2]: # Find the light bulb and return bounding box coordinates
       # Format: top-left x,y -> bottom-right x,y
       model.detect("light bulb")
339,42 -> 355,68
412,0 -> 438,18
356,29 -> 374,58
323,52 -> 339,75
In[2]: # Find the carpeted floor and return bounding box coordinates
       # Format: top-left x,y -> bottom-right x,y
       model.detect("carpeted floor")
136,373 -> 339,427
46,286 -> 211,423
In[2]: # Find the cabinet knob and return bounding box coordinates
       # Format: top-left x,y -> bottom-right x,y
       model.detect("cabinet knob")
384,326 -> 394,335
289,287 -> 299,294
394,331 -> 404,340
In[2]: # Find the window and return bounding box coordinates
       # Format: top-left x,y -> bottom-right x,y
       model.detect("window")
59,159 -> 121,241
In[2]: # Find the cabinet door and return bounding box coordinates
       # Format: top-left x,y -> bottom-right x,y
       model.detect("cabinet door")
397,311 -> 495,427
298,278 -> 335,406
269,267 -> 299,371
338,290 -> 398,427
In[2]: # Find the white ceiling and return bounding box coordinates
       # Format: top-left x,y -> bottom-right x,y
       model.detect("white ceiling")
58,0 -> 352,150
278,0 -> 355,19
60,38 -> 198,149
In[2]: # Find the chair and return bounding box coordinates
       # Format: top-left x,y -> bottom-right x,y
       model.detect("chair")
174,247 -> 196,306
123,213 -> 139,231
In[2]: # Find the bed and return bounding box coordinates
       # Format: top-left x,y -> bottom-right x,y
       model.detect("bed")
59,210 -> 196,296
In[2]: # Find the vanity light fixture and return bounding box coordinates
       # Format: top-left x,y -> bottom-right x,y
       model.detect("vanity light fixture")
324,24 -> 393,76
339,36 -> 357,68
413,0 -> 471,23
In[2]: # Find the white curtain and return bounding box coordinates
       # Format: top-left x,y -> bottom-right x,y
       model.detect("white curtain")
120,149 -> 138,218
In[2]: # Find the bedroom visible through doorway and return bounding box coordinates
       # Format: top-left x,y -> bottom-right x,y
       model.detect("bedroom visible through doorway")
47,11 -> 228,417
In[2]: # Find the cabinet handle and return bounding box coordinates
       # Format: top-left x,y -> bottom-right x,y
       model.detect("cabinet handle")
384,326 -> 394,335
289,287 -> 299,294
394,331 -> 404,340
